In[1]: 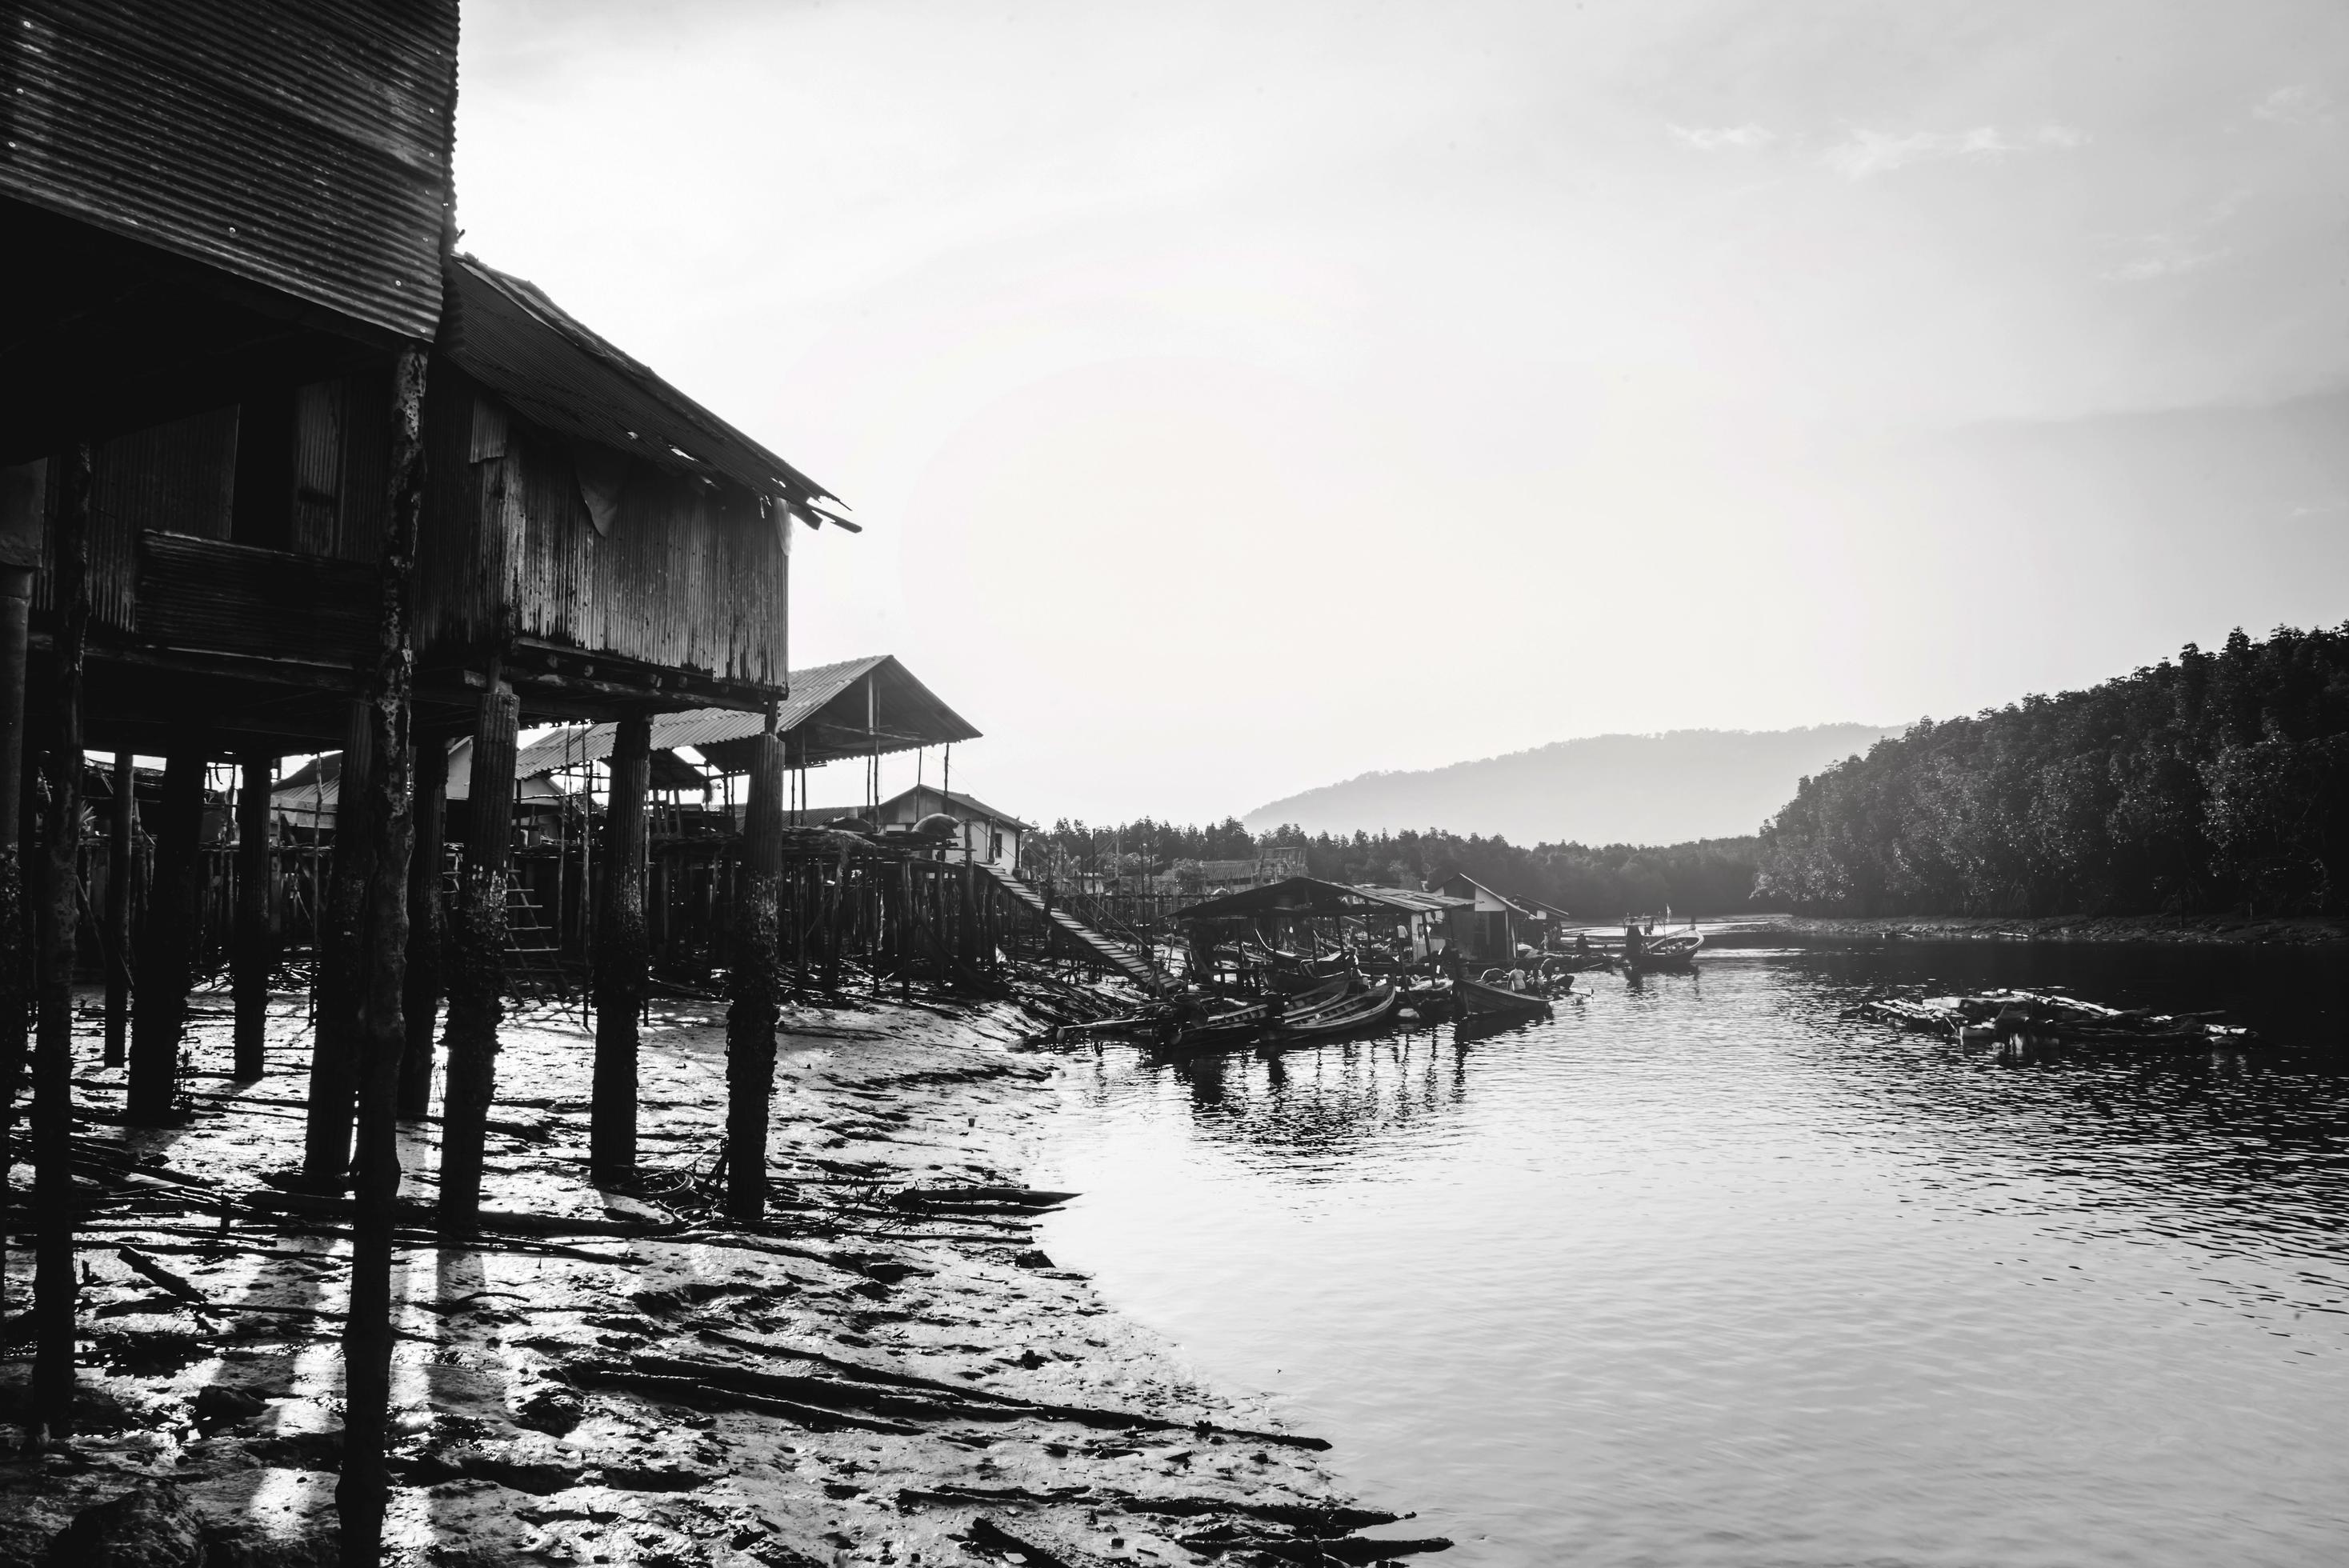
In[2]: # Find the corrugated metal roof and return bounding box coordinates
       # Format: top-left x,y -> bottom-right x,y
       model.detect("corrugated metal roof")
441,256 -> 844,518
0,0 -> 458,342
1435,873 -> 1531,917
509,654 -> 981,778
879,785 -> 1033,832
272,738 -> 562,820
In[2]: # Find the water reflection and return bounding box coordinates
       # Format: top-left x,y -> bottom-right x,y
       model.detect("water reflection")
1040,942 -> 2349,1568
1148,1027 -> 1476,1168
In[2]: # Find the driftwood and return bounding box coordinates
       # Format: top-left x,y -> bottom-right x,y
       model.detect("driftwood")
598,1346 -> 1331,1450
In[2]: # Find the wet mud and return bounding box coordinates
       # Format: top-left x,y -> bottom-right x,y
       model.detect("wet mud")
0,987 -> 1437,1566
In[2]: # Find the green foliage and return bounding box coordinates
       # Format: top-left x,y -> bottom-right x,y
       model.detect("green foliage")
1755,622 -> 2349,917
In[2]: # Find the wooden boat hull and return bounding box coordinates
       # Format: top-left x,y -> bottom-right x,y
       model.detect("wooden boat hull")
1264,985 -> 1399,1047
1455,976 -> 1552,1022
1155,975 -> 1352,1058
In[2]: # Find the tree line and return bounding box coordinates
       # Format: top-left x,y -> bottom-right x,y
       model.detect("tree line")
1026,817 -> 1762,917
1754,623 -> 2349,917
1026,623 -> 2348,922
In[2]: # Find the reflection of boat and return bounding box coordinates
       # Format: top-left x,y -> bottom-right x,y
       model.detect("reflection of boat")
1264,984 -> 1400,1049
1157,976 -> 1351,1058
1455,1006 -> 1549,1042
1393,981 -> 1454,1024
1456,975 -> 1552,1022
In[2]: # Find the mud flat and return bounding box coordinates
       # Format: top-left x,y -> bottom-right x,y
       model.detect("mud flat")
0,990 -> 1435,1567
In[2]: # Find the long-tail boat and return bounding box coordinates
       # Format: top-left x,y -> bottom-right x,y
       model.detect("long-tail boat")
1154,975 -> 1352,1058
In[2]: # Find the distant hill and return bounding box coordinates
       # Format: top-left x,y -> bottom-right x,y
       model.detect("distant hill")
1242,724 -> 1895,846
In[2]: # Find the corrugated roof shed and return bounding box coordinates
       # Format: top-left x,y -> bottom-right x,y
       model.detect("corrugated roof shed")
1,0 -> 458,342
508,655 -> 980,778
442,256 -> 846,521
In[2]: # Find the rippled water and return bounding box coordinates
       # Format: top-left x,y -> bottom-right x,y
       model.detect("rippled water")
1034,940 -> 2349,1567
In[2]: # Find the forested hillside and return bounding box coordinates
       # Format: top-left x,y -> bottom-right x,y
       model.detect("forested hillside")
1755,624 -> 2349,918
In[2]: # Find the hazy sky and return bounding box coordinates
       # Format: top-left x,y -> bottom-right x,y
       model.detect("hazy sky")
455,0 -> 2349,826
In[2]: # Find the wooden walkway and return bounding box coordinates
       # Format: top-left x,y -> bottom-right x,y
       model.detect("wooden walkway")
980,865 -> 1165,994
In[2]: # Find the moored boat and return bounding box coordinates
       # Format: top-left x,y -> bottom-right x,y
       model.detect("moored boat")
1455,974 -> 1552,1023
1263,984 -> 1402,1050
1154,975 -> 1352,1058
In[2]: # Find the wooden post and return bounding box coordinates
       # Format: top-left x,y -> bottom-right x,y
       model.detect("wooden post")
337,339 -> 427,1566
302,699 -> 373,1179
398,731 -> 447,1118
233,750 -> 272,1078
725,715 -> 784,1222
438,657 -> 518,1226
30,443 -> 90,1442
591,717 -> 650,1186
0,547 -> 33,1221
102,751 -> 134,1066
127,746 -> 202,1126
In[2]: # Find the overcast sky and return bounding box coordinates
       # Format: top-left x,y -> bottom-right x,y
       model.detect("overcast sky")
454,0 -> 2349,826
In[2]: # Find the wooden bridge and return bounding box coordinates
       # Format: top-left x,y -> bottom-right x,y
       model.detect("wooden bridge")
982,865 -> 1166,994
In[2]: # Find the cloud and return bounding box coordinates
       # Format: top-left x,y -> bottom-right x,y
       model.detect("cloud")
2253,84 -> 2332,126
2103,190 -> 2249,283
2105,245 -> 2231,282
1821,123 -> 2085,179
1669,123 -> 1775,154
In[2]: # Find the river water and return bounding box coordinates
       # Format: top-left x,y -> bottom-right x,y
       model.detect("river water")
1034,938 -> 2349,1567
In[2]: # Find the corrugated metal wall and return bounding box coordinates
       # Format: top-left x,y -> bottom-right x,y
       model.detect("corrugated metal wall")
0,0 -> 459,342
414,381 -> 789,683
38,406 -> 241,629
502,418 -> 788,686
38,369 -> 394,635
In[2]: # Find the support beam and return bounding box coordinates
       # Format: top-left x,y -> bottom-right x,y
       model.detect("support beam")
233,750 -> 272,1078
32,445 -> 91,1442
127,746 -> 202,1127
591,717 -> 650,1186
303,699 -> 374,1180
438,658 -> 518,1227
725,715 -> 786,1222
103,751 -> 133,1066
398,732 -> 447,1119
337,340 -> 427,1568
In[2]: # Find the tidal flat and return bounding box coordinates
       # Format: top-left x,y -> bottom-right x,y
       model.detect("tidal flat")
0,990 -> 1427,1567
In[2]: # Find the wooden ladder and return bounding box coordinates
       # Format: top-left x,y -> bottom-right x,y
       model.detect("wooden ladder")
442,870 -> 574,1001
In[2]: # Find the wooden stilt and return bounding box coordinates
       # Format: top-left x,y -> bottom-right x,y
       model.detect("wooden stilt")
233,750 -> 272,1078
438,657 -> 518,1227
591,717 -> 650,1185
337,339 -> 428,1566
303,699 -> 374,1178
127,746 -> 202,1126
33,442 -> 90,1440
398,731 -> 447,1118
103,751 -> 134,1066
0,525 -> 34,1296
725,714 -> 785,1222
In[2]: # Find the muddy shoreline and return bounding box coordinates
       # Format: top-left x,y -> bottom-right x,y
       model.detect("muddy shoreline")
0,988 -> 1435,1566
1761,911 -> 2349,948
